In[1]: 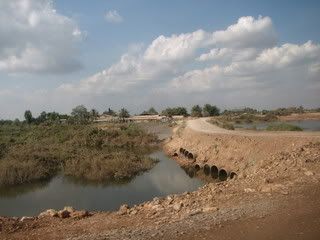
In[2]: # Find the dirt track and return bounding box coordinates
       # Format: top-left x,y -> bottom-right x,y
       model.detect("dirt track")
1,118 -> 320,240
188,117 -> 320,137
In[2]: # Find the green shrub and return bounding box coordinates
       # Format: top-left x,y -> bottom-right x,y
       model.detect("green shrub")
0,123 -> 158,186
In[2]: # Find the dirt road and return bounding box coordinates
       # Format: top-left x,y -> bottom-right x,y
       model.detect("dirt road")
188,117 -> 320,137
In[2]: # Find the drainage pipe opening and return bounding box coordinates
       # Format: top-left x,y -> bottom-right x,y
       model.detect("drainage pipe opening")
203,164 -> 210,176
210,165 -> 219,179
218,169 -> 228,181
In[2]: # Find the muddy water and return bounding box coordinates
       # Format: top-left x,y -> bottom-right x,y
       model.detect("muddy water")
0,151 -> 204,217
235,120 -> 320,131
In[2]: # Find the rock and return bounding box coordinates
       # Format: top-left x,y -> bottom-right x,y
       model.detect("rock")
153,197 -> 160,205
202,207 -> 218,213
173,203 -> 183,212
188,209 -> 202,216
244,188 -> 256,193
260,185 -> 273,193
118,204 -> 129,215
130,210 -> 138,215
39,209 -> 58,218
58,209 -> 70,219
63,206 -> 75,213
20,216 -> 34,222
304,171 -> 314,176
70,210 -> 90,219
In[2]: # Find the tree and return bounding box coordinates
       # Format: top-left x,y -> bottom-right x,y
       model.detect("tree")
161,107 -> 188,117
90,109 -> 99,120
141,107 -> 158,115
103,108 -> 117,116
71,105 -> 90,124
119,108 -> 130,119
24,110 -> 33,124
36,111 -> 47,123
202,104 -> 220,117
191,105 -> 202,117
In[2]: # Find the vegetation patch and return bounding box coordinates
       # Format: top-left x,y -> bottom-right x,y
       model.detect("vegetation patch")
0,123 -> 158,186
208,119 -> 235,130
266,123 -> 303,131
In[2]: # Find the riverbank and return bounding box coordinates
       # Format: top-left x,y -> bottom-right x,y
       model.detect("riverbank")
1,118 -> 320,239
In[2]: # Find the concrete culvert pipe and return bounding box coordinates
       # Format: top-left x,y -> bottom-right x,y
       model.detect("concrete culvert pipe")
179,148 -> 184,153
184,150 -> 189,157
218,169 -> 228,181
187,167 -> 195,178
203,164 -> 210,176
194,164 -> 201,171
210,165 -> 219,179
187,152 -> 194,159
173,152 -> 178,157
230,172 -> 237,179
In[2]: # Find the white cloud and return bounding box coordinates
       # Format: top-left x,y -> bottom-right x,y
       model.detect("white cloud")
197,48 -> 258,62
171,41 -> 320,92
211,16 -> 277,49
144,30 -> 209,62
0,0 -> 84,74
61,16 -> 279,95
105,10 -> 123,23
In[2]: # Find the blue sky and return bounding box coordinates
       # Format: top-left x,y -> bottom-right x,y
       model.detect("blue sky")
0,0 -> 320,119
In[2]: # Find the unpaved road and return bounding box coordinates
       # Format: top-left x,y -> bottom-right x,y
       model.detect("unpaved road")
188,117 -> 320,137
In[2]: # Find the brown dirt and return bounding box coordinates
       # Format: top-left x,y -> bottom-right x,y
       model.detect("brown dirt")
1,118 -> 320,240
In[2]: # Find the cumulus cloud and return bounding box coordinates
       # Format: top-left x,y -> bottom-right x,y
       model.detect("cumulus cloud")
105,10 -> 123,23
172,41 -> 320,92
197,48 -> 258,62
0,0 -> 84,74
211,16 -> 277,49
60,16 -> 280,94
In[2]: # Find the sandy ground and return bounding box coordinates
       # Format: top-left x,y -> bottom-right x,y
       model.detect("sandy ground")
1,117 -> 320,240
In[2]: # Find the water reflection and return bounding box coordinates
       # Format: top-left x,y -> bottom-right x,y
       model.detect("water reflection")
0,151 -> 203,217
0,179 -> 50,198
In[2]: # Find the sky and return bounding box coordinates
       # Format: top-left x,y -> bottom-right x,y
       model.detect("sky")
0,0 -> 320,119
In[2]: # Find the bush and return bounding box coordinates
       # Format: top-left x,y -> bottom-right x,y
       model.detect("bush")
0,123 -> 158,186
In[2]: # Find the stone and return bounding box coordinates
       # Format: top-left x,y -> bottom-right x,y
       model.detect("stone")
244,188 -> 256,193
188,209 -> 202,216
304,171 -> 314,176
20,216 -> 34,222
58,209 -> 70,219
63,206 -> 75,213
202,207 -> 218,213
130,210 -> 138,215
118,204 -> 129,215
39,209 -> 58,218
70,210 -> 90,219
173,203 -> 182,212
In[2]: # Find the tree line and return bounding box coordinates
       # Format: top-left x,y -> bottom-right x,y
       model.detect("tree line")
1,104 -> 318,125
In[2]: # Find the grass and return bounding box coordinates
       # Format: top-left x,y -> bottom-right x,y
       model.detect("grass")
0,123 -> 158,186
266,123 -> 303,131
208,119 -> 235,130
220,113 -> 278,124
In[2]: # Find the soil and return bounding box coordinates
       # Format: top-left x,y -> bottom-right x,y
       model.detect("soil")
1,117 -> 320,240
